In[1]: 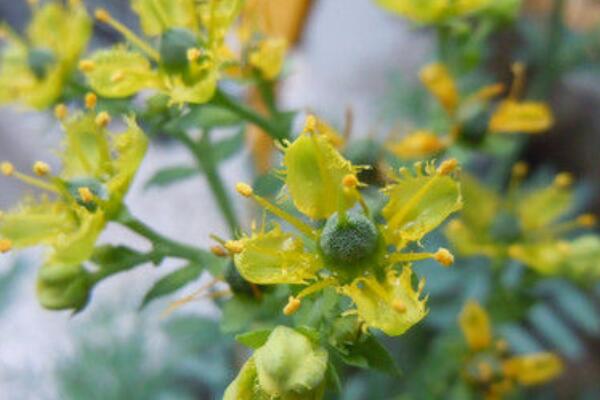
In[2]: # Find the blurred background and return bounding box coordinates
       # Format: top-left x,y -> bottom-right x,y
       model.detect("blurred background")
0,0 -> 599,399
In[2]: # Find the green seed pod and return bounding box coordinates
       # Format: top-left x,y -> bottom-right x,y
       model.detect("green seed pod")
254,326 -> 328,399
159,28 -> 198,73
319,211 -> 382,277
490,211 -> 522,243
224,261 -> 265,298
36,263 -> 92,311
27,48 -> 56,80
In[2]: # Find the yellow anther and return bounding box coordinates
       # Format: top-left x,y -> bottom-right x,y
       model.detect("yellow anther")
95,8 -> 111,22
437,158 -> 458,175
447,219 -> 463,231
110,70 -> 124,83
187,48 -> 202,62
512,161 -> 529,178
78,59 -> 95,72
478,362 -> 493,381
95,111 -> 111,127
495,339 -> 509,354
78,187 -> 94,203
1,162 -> 14,176
508,244 -> 523,258
0,239 -> 12,253
85,92 -> 97,109
342,174 -> 359,189
392,299 -> 407,313
417,277 -> 426,293
434,248 -> 454,267
224,240 -> 244,254
303,114 -> 317,133
283,296 -> 301,316
577,214 -> 597,227
554,172 -> 573,188
33,161 -> 50,176
235,182 -> 253,197
54,103 -> 68,120
210,245 -> 228,257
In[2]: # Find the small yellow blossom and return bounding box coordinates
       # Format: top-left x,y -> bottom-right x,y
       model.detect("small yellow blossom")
33,161 -> 50,176
95,111 -> 111,127
420,63 -> 459,114
235,182 -> 254,197
1,162 -> 15,176
84,92 -> 97,109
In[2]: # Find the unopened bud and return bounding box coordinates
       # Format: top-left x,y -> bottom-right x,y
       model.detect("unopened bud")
33,161 -> 50,176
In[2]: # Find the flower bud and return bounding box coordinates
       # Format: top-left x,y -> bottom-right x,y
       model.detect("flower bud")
254,326 -> 328,398
36,263 -> 92,311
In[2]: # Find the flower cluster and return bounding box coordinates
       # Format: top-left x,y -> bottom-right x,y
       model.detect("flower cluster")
223,116 -> 462,336
79,0 -> 288,105
0,95 -> 147,310
0,0 -> 91,109
389,62 -> 554,160
459,300 -> 563,399
447,163 -> 600,279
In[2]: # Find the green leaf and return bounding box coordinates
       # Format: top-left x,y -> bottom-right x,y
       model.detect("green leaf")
140,263 -> 204,308
336,334 -> 400,375
529,303 -> 584,360
235,329 -> 272,349
144,165 -> 199,190
170,104 -> 243,131
213,128 -> 245,161
325,361 -> 342,393
92,245 -> 148,275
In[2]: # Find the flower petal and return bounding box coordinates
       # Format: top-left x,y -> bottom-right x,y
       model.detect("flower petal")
503,353 -> 563,386
459,300 -> 492,351
342,267 -> 427,336
387,130 -> 446,160
517,184 -> 572,231
489,100 -> 554,134
420,63 -> 459,114
132,0 -> 198,36
234,225 -> 321,284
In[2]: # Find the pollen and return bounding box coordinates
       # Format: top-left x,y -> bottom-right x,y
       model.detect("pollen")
434,248 -> 454,267
283,296 -> 301,316
187,48 -> 202,62
94,8 -> 111,23
0,239 -> 12,253
79,59 -> 95,72
512,161 -> 528,178
577,214 -> 597,227
33,161 -> 50,176
235,182 -> 253,197
54,103 -> 68,120
342,174 -> 359,189
110,70 -> 124,83
1,162 -> 14,176
95,111 -> 111,127
85,92 -> 97,109
554,172 -> 573,188
78,186 -> 94,203
303,114 -> 317,133
210,245 -> 228,257
225,240 -> 244,254
437,158 -> 458,175
392,299 -> 407,313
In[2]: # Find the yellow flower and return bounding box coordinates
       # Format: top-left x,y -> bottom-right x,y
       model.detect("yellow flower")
447,167 -> 600,279
0,107 -> 147,309
0,1 -> 91,109
387,130 -> 447,160
375,0 -> 492,24
420,63 -> 459,115
226,116 -> 462,336
249,37 -> 288,80
459,301 -> 562,399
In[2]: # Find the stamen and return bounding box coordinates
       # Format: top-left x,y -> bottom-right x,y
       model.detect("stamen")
296,277 -> 337,299
0,239 -> 12,253
235,182 -> 253,197
577,214 -> 597,227
392,299 -> 406,313
95,111 -> 111,127
554,172 -> 573,188
224,240 -> 244,254
94,8 -> 160,61
1,161 -> 14,176
342,174 -> 359,189
54,104 -> 68,120
508,62 -> 526,100
210,245 -> 228,257
187,48 -> 202,62
78,59 -> 95,72
162,277 -> 220,317
434,248 -> 454,267
32,161 -> 50,177
303,114 -> 317,133
78,187 -> 94,203
387,252 -> 437,264
437,158 -> 458,175
85,92 -> 97,109
283,296 -> 301,316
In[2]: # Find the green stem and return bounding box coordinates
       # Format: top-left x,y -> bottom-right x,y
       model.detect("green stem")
534,0 -> 566,97
118,208 -> 206,263
213,89 -> 287,141
174,130 -> 239,235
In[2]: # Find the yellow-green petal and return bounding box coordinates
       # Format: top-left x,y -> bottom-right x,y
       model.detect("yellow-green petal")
382,162 -> 462,247
283,133 -> 357,220
249,38 -> 288,80
459,300 -> 492,351
166,69 -> 218,105
517,184 -> 572,231
342,267 -> 427,336
83,47 -> 160,98
233,225 -> 322,284
48,209 -> 105,266
224,357 -> 269,400
503,353 -> 563,386
132,0 -> 198,36
489,100 -> 554,134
